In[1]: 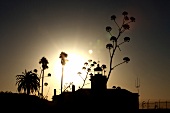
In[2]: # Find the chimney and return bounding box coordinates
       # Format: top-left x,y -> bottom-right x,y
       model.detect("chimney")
72,85 -> 75,92
54,89 -> 56,96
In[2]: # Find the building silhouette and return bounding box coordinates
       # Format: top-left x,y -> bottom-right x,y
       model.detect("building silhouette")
52,64 -> 139,112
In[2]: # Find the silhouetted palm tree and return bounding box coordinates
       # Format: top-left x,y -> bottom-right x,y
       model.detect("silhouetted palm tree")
16,69 -> 40,95
59,51 -> 68,94
39,56 -> 49,97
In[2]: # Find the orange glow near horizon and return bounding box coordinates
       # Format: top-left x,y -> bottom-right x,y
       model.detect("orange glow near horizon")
47,51 -> 93,95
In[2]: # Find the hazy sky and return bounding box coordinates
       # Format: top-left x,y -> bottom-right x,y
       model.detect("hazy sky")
0,0 -> 170,101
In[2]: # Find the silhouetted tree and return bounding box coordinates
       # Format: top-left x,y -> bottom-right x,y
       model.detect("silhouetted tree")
105,11 -> 135,84
59,51 -> 68,93
16,69 -> 40,95
63,82 -> 73,92
39,56 -> 49,97
78,59 -> 97,88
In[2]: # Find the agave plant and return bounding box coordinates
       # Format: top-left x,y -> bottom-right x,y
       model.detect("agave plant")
78,59 -> 98,89
105,11 -> 135,84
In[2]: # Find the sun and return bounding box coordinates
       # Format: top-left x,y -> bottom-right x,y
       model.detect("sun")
64,53 -> 86,84
53,52 -> 90,91
44,51 -> 93,99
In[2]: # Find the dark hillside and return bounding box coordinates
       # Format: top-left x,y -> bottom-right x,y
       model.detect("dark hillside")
0,92 -> 54,112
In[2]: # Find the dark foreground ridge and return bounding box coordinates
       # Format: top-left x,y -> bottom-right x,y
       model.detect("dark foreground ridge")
0,92 -> 170,113
2,64 -> 170,113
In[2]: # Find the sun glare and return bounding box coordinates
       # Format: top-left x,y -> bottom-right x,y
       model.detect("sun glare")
88,49 -> 93,54
52,52 -> 90,91
64,53 -> 86,84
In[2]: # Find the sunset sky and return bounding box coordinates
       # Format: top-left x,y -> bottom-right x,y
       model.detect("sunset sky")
0,0 -> 170,102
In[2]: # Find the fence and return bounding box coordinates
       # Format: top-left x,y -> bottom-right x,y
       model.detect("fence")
139,99 -> 170,109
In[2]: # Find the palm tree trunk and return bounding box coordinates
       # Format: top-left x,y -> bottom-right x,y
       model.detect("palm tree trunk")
41,69 -> 44,97
61,66 -> 64,94
27,86 -> 30,95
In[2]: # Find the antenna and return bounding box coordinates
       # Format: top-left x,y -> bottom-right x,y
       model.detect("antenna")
135,77 -> 140,94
